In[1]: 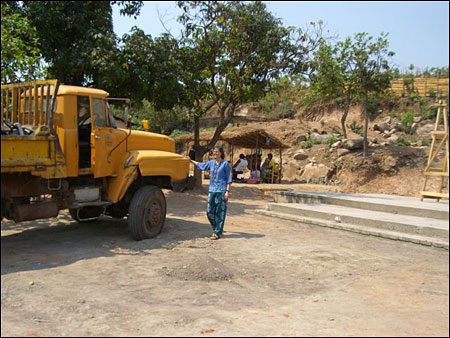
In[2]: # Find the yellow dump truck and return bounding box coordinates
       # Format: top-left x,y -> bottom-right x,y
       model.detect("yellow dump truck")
1,80 -> 193,240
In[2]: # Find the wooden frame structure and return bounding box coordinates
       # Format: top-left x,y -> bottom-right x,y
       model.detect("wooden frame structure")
420,100 -> 449,201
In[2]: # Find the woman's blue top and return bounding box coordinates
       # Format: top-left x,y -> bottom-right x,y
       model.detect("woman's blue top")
196,160 -> 232,192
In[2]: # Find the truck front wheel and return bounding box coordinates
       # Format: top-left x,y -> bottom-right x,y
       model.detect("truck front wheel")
128,185 -> 166,240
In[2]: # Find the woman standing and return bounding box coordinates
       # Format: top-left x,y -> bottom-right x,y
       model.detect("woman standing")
189,147 -> 232,240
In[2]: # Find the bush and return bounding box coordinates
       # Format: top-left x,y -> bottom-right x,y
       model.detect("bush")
389,110 -> 398,118
421,139 -> 431,147
397,137 -> 411,147
422,106 -> 438,121
347,120 -> 364,136
304,137 -> 321,149
325,136 -> 340,145
170,129 -> 190,140
400,112 -> 414,133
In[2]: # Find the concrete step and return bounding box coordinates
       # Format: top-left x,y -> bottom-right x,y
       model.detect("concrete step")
274,192 -> 449,220
254,209 -> 449,250
267,203 -> 449,239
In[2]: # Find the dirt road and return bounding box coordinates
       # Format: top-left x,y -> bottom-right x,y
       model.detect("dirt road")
1,185 -> 449,336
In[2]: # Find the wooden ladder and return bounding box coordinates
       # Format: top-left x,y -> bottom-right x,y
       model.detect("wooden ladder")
421,100 -> 449,201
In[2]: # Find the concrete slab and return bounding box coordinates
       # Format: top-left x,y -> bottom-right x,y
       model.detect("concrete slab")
268,203 -> 449,238
274,192 -> 449,220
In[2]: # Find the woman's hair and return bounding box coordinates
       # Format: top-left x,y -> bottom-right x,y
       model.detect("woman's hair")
239,153 -> 245,159
215,146 -> 225,160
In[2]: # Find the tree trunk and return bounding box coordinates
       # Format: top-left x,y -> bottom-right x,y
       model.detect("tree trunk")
193,115 -> 205,189
341,99 -> 350,139
363,91 -> 369,157
191,102 -> 236,188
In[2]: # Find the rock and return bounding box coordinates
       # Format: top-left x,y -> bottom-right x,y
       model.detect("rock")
296,135 -> 307,143
337,149 -> 351,157
386,134 -> 399,145
417,124 -> 435,137
344,138 -> 364,150
283,162 -> 300,181
331,141 -> 343,148
382,155 -> 397,171
310,132 -> 328,143
294,151 -> 308,160
301,163 -> 332,181
374,122 -> 390,132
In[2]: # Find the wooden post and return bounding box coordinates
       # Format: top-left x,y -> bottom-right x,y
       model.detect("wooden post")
279,147 -> 282,183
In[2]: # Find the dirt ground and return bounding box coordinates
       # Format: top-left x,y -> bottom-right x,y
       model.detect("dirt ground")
1,184 -> 449,337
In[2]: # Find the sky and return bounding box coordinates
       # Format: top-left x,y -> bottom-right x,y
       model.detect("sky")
112,1 -> 449,72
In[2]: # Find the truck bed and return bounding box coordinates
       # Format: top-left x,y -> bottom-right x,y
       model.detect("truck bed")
1,134 -> 67,178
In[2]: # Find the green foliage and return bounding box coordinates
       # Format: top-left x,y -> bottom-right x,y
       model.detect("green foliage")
421,139 -> 431,147
347,120 -> 364,136
22,1 -> 143,87
174,1 -> 321,159
170,129 -> 191,140
1,4 -> 44,82
422,106 -> 438,121
400,112 -> 414,133
397,137 -> 411,147
304,137 -> 321,149
325,136 -> 340,144
389,110 -> 398,118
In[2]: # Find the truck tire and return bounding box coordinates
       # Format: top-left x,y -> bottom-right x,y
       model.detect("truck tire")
69,206 -> 103,222
128,185 -> 166,240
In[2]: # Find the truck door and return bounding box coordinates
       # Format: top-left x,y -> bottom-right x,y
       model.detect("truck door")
91,97 -> 115,178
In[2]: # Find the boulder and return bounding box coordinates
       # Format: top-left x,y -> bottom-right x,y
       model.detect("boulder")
296,135 -> 307,143
381,155 -> 397,171
283,162 -> 301,181
337,149 -> 351,157
374,122 -> 390,132
331,141 -> 343,148
386,134 -> 399,145
310,132 -> 329,143
344,138 -> 364,150
417,124 -> 435,137
301,163 -> 332,181
293,151 -> 308,160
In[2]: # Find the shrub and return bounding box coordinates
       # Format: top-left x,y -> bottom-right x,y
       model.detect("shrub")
304,137 -> 321,149
347,120 -> 364,136
400,112 -> 414,134
421,139 -> 431,147
422,106 -> 438,121
325,136 -> 340,144
397,137 -> 411,146
389,110 -> 398,118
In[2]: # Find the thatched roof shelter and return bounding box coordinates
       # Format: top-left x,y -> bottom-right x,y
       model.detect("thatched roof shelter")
175,127 -> 289,150
175,127 -> 289,183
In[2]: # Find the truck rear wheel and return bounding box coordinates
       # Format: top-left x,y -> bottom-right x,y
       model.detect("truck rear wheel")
128,185 -> 166,240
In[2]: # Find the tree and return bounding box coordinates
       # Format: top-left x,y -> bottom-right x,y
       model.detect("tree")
308,38 -> 358,138
1,4 -> 44,82
174,1 -> 320,185
350,32 -> 394,156
21,1 -> 143,86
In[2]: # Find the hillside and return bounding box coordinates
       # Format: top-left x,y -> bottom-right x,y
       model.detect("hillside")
220,100 -> 448,198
